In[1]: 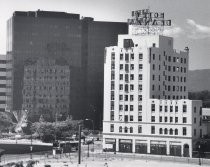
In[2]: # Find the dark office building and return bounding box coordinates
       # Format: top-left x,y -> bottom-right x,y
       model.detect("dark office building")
6,10 -> 128,126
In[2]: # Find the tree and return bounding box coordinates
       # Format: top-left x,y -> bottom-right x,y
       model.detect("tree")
0,112 -> 14,132
31,119 -> 81,142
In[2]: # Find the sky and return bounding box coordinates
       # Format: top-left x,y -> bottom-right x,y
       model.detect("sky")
0,0 -> 210,70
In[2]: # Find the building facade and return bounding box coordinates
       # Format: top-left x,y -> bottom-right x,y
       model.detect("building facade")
22,58 -> 70,121
0,55 -> 6,112
103,26 -> 207,157
6,10 -> 128,123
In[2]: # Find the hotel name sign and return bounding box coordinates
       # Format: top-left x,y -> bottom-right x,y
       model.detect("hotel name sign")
128,9 -> 171,35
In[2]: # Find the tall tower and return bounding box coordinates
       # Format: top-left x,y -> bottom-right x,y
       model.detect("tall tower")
103,9 -> 206,157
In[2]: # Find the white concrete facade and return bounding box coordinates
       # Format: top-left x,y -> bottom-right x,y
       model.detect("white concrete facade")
103,28 -> 207,157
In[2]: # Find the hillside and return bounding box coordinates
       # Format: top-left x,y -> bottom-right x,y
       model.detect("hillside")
188,69 -> 210,92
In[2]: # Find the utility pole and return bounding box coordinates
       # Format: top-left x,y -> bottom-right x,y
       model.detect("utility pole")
78,124 -> 81,164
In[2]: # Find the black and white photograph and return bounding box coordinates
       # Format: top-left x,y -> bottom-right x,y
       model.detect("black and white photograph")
0,0 -> 210,166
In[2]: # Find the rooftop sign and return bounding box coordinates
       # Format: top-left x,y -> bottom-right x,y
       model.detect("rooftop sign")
128,9 -> 171,35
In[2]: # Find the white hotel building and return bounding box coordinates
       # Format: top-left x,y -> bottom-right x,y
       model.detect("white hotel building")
103,26 -> 207,157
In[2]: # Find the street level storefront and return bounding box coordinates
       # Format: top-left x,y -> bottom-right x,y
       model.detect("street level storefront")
135,140 -> 147,154
104,138 -> 116,152
169,141 -> 182,156
119,139 -> 132,153
150,140 -> 167,155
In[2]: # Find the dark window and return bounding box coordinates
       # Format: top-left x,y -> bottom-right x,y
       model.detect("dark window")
183,127 -> 187,135
151,116 -> 155,122
139,53 -> 143,60
183,105 -> 187,113
124,115 -> 128,122
110,124 -> 114,132
159,116 -> 162,122
175,129 -> 178,135
138,126 -> 142,133
151,104 -> 155,112
130,127 -> 133,133
119,126 -> 122,133
151,126 -> 155,134
164,128 -> 168,134
159,128 -> 163,134
183,117 -> 187,123
175,117 -> 178,123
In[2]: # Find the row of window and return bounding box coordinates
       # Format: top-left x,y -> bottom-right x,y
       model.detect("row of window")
110,124 -> 187,136
151,126 -> 186,135
151,104 -> 187,112
151,116 -> 188,123
151,53 -> 187,64
152,75 -> 186,83
111,53 -> 143,61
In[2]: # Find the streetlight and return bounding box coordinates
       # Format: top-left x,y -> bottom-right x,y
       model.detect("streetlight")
27,120 -> 33,159
85,119 -> 94,158
198,144 -> 201,166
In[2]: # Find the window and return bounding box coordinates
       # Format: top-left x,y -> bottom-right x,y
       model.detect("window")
130,115 -> 133,121
175,106 -> 178,112
159,116 -> 162,122
170,117 -> 173,123
194,129 -> 196,136
124,127 -> 128,133
159,128 -> 163,134
183,105 -> 187,113
125,84 -> 129,92
183,127 -> 187,135
151,104 -> 155,112
130,95 -> 134,101
120,74 -> 123,80
120,64 -> 123,70
131,53 -> 134,60
130,84 -> 134,91
111,62 -> 115,70
152,75 -> 155,80
152,85 -> 155,91
138,105 -> 142,111
125,64 -> 129,72
151,116 -> 155,122
169,129 -> 173,135
125,74 -> 129,82
119,105 -> 123,111
138,126 -> 142,133
153,54 -> 155,60
130,74 -> 134,80
110,111 -> 114,121
170,106 -> 173,112
151,126 -> 155,134
139,64 -> 143,70
124,95 -> 128,101
164,128 -> 168,134
111,91 -> 114,100
139,74 -> 143,80
124,115 -> 128,122
138,115 -> 142,122
111,53 -> 115,60
111,71 -> 115,80
159,106 -> 162,112
130,64 -> 134,70
130,105 -> 134,111
120,54 -> 123,60
152,64 -> 155,70
119,95 -> 123,101
138,95 -> 142,101
130,127 -> 133,133
119,126 -> 122,133
194,107 -> 196,113
175,117 -> 178,123
138,84 -> 142,91
139,53 -> 143,60
110,124 -> 114,132
111,101 -> 114,110
165,106 -> 168,112
125,53 -> 129,61
119,84 -> 123,90
175,129 -> 178,135
194,117 -> 196,124
165,117 -> 168,122
111,81 -> 115,90
183,117 -> 187,123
